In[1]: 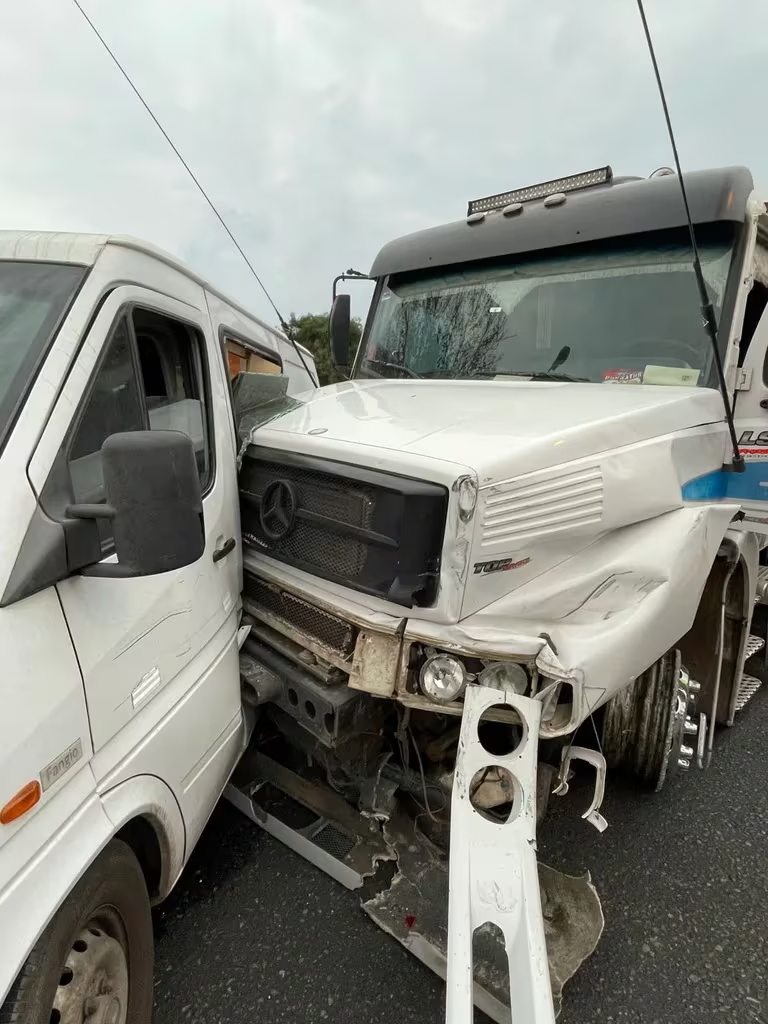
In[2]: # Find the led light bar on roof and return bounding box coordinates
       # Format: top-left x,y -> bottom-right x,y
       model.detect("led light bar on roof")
467,166 -> 613,216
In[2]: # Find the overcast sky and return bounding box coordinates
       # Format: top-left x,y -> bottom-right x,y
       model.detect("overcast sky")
1,0 -> 766,325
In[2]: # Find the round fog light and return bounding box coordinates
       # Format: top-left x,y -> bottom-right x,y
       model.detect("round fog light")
420,654 -> 467,704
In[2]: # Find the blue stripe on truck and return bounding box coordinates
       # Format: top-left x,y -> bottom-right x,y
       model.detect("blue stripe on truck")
682,460 -> 768,502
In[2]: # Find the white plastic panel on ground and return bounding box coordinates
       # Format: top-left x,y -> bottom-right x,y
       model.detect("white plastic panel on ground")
446,685 -> 555,1024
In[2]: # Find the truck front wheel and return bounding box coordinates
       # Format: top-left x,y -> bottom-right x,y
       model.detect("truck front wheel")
602,648 -> 701,792
0,839 -> 153,1024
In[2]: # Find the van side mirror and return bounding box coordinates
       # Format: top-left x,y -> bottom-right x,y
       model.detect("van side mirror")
329,293 -> 351,372
68,430 -> 204,577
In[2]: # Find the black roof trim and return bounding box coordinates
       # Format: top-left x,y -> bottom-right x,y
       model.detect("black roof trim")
370,166 -> 754,278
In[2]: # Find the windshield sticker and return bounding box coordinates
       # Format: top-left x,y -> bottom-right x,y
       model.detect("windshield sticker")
642,365 -> 701,386
602,369 -> 643,384
473,556 -> 531,575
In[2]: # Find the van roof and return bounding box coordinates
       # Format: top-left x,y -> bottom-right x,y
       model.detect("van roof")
0,230 -> 311,357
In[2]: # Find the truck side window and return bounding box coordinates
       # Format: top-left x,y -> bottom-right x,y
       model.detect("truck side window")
739,244 -> 768,374
66,306 -> 213,549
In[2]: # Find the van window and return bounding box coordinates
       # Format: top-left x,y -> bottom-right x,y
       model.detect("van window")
223,334 -> 281,378
68,316 -> 144,505
0,260 -> 86,453
66,306 -> 213,547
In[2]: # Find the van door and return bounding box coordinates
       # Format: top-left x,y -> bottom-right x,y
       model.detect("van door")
28,284 -> 243,840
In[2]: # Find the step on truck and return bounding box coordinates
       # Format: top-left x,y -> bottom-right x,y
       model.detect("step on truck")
3,163 -> 768,1024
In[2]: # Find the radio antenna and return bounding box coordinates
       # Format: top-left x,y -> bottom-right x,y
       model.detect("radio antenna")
636,0 -> 743,472
71,0 -> 319,388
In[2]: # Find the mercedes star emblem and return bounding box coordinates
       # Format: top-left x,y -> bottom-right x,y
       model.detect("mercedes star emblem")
259,480 -> 298,541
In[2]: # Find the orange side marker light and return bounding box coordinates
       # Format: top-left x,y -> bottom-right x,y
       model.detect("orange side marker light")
0,781 -> 41,825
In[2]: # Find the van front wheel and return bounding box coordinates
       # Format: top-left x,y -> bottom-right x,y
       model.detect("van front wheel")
0,839 -> 153,1024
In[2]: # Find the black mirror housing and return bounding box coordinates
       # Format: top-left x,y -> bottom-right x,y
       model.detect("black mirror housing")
68,430 -> 205,578
329,293 -> 351,372
102,430 -> 204,575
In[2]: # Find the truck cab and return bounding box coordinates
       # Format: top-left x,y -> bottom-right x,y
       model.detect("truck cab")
0,231 -> 315,1023
229,166 -> 768,1018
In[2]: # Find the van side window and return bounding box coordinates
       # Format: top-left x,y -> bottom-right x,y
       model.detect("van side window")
133,307 -> 212,490
66,306 -> 213,548
223,333 -> 281,378
68,316 -> 144,504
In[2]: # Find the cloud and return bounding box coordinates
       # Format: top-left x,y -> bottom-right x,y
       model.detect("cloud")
0,0 -> 766,326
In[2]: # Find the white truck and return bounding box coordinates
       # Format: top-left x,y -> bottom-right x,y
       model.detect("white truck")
3,163 -> 768,1024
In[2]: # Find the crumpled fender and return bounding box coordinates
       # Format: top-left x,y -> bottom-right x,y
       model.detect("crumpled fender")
410,505 -> 739,728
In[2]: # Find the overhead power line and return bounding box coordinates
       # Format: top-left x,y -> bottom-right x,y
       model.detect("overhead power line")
71,0 -> 318,387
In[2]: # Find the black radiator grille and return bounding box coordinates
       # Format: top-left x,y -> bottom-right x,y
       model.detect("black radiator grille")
242,462 -> 374,579
245,576 -> 357,656
239,447 -> 448,608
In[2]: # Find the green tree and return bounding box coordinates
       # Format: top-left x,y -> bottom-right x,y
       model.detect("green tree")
285,312 -> 362,387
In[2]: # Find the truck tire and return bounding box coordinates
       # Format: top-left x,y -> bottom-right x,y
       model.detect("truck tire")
0,839 -> 153,1024
602,648 -> 700,792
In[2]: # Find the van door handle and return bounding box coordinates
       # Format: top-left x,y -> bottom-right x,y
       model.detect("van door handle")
213,537 -> 236,563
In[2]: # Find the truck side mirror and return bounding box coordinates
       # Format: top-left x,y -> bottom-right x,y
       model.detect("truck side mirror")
329,293 -> 351,372
68,430 -> 205,577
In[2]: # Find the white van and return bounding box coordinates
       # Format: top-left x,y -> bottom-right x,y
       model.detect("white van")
0,231 -> 315,1024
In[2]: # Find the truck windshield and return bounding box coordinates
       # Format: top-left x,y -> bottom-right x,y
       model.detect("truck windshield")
357,225 -> 736,386
0,260 -> 86,449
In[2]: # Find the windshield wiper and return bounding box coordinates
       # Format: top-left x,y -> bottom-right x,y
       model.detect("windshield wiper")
364,360 -> 423,379
469,370 -> 590,382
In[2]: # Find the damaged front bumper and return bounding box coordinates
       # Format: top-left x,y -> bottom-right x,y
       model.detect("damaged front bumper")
225,683 -> 604,1022
364,685 -> 604,1023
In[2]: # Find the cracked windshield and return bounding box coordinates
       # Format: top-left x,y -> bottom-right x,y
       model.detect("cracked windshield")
359,225 -> 734,386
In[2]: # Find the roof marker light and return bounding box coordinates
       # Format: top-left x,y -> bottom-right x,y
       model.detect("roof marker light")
467,165 -> 613,216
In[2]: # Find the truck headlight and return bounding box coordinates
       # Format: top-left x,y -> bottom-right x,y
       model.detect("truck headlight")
478,661 -> 529,695
420,654 -> 467,704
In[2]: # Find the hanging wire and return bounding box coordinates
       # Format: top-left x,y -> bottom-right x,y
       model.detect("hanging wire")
71,0 -> 319,388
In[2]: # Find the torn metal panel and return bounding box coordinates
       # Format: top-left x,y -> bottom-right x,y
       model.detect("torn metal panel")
446,685 -> 552,1024
234,373 -> 305,448
226,751 -> 393,888
362,798 -> 602,1021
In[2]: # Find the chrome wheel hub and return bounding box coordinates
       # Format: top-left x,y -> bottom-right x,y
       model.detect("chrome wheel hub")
661,667 -> 706,786
52,919 -> 128,1024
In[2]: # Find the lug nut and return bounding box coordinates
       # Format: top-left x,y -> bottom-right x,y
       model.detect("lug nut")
678,757 -> 691,769
680,744 -> 695,758
684,718 -> 698,735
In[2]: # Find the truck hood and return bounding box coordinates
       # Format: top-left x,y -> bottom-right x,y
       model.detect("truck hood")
263,379 -> 724,483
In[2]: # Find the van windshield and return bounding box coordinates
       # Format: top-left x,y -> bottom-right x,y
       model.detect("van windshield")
356,225 -> 736,387
0,261 -> 86,449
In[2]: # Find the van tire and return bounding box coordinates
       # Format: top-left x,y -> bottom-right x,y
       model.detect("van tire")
0,839 -> 153,1024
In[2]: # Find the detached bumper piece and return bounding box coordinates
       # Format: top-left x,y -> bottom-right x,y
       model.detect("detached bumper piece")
446,686 -> 553,1023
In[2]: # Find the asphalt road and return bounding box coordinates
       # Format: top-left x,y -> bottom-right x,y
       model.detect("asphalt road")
152,688 -> 768,1024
